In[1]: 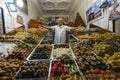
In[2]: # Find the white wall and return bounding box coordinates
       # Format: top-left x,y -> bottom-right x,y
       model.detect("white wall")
0,0 -> 41,33
69,0 -> 80,22
69,0 -> 120,31
0,0 -> 13,33
69,0 -> 94,23
0,0 -> 30,33
27,0 -> 41,19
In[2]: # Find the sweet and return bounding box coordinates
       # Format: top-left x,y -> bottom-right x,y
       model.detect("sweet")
15,61 -> 49,79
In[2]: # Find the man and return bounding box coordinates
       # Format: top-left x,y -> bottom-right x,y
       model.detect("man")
39,18 -> 79,44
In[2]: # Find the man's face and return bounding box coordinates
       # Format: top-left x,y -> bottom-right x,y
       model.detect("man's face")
57,20 -> 63,26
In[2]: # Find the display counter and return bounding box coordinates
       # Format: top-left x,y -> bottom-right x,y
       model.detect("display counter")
0,26 -> 120,80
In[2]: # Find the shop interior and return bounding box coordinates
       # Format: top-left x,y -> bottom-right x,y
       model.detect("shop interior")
0,0 -> 120,80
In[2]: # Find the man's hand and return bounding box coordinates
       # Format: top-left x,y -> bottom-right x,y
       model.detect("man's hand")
37,24 -> 43,28
70,25 -> 85,30
41,25 -> 45,28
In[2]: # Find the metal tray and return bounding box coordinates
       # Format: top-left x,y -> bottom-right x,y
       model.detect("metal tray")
53,44 -> 69,49
74,59 -> 86,80
14,60 -> 50,80
26,44 -> 39,61
48,60 -> 52,80
69,44 -> 77,59
49,59 -> 85,80
25,36 -> 46,61
39,36 -> 45,44
51,44 -> 74,60
26,44 -> 53,61
69,34 -> 79,42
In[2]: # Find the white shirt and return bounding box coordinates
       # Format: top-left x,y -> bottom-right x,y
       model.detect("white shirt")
51,25 -> 71,44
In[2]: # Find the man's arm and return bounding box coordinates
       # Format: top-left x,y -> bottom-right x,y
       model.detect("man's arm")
69,27 -> 81,31
38,25 -> 52,30
70,27 -> 76,30
70,25 -> 85,30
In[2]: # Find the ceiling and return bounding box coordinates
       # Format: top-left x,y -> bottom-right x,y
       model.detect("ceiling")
32,0 -> 76,17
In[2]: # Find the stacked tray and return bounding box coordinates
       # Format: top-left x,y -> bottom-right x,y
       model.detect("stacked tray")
49,44 -> 85,80
13,33 -> 85,80
75,49 -> 120,80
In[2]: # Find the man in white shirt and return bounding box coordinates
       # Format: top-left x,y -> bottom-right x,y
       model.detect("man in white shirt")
39,18 -> 78,44
52,25 -> 71,44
